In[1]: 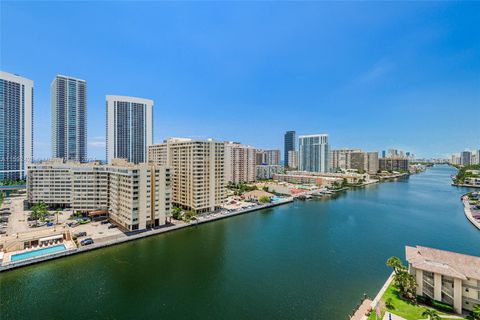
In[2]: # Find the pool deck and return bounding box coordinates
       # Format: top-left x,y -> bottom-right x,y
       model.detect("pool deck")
0,197 -> 293,272
2,241 -> 76,264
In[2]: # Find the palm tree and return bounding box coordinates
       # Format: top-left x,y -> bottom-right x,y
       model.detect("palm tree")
54,208 -> 62,225
393,271 -> 417,301
422,309 -> 441,320
30,202 -> 48,226
386,256 -> 405,274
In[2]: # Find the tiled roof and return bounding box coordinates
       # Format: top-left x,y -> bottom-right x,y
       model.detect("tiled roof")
406,245 -> 480,280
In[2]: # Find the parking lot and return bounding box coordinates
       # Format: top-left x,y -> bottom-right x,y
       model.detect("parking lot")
70,220 -> 126,244
0,195 -> 126,246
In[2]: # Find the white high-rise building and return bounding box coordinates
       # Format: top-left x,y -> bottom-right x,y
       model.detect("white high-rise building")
0,71 -> 33,181
224,142 -> 256,184
298,134 -> 330,173
106,95 -> 153,164
51,75 -> 87,162
149,138 -> 225,213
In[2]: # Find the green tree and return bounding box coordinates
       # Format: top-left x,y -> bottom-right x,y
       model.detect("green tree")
30,202 -> 49,226
466,305 -> 480,320
422,309 -> 441,320
394,271 -> 417,301
262,186 -> 269,192
386,256 -> 405,274
258,195 -> 270,204
171,207 -> 182,220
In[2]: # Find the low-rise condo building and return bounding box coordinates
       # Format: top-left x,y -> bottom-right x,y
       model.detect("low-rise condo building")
272,173 -> 342,187
256,164 -> 282,180
27,159 -> 171,231
149,138 -> 225,213
406,245 -> 480,314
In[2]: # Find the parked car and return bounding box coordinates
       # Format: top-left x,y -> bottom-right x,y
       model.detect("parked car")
74,231 -> 87,238
67,221 -> 79,227
80,238 -> 94,246
108,224 -> 117,229
101,220 -> 110,225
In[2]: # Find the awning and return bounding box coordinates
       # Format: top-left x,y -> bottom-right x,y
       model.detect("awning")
38,234 -> 63,242
88,210 -> 108,217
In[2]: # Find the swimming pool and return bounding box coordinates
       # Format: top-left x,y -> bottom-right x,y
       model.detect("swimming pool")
11,244 -> 67,262
271,197 -> 283,203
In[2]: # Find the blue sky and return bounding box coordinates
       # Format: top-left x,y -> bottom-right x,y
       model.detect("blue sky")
2,1 -> 479,160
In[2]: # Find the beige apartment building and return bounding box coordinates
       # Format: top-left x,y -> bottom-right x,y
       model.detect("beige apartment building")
255,149 -> 281,165
331,149 -> 362,171
406,245 -> 480,314
149,138 -> 225,213
224,142 -> 256,184
27,159 -> 171,231
350,151 -> 379,173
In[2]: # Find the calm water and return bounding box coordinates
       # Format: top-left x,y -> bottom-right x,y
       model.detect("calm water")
1,165 -> 479,320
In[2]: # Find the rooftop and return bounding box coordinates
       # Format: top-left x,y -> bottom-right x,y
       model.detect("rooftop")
406,245 -> 480,280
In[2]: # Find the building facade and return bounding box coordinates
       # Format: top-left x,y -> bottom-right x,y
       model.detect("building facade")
461,151 -> 472,166
51,75 -> 87,162
379,158 -> 409,172
264,150 -> 281,165
27,159 -> 171,231
256,164 -> 282,180
350,152 -> 366,172
0,71 -> 33,181
287,150 -> 298,169
298,134 -> 330,173
106,95 -> 153,164
149,138 -> 225,213
331,149 -> 361,171
366,151 -> 379,173
406,245 -> 480,314
224,142 -> 256,184
284,130 -> 296,166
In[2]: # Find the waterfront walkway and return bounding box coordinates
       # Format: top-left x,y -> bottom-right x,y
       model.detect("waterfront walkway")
351,298 -> 372,320
0,197 -> 293,272
462,197 -> 480,230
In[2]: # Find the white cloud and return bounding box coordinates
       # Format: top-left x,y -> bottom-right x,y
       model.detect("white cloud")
357,58 -> 395,84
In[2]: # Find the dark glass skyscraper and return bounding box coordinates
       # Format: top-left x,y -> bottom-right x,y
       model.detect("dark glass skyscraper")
284,130 -> 296,166
51,75 -> 87,162
106,95 -> 153,164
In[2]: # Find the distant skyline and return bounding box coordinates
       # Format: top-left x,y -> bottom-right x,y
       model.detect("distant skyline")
1,1 -> 479,160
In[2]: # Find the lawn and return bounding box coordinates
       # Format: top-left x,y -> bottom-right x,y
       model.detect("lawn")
367,284 -> 466,320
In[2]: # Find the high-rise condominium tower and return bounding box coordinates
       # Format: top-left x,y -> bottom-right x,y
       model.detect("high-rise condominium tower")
51,75 -> 87,162
0,71 -> 33,181
106,95 -> 153,164
224,142 -> 256,184
298,134 -> 330,173
149,138 -> 225,213
284,130 -> 296,166
461,151 -> 471,166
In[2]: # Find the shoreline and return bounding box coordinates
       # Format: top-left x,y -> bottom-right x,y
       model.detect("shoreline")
0,198 -> 293,272
358,272 -> 395,320
462,196 -> 480,230
453,183 -> 480,188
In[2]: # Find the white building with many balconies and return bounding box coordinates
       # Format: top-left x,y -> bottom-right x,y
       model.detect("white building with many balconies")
406,245 -> 480,314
